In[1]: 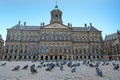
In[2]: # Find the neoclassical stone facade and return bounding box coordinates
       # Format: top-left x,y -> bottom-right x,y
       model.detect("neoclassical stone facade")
103,31 -> 120,60
0,34 -> 4,59
3,4 -> 103,60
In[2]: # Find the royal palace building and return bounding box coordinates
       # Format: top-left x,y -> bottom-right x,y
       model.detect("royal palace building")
104,31 -> 120,60
3,4 -> 104,60
0,34 -> 4,59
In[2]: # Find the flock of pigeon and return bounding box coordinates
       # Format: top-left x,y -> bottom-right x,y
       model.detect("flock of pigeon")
0,60 -> 119,77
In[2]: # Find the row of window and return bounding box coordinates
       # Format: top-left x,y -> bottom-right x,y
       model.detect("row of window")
41,31 -> 71,35
7,37 -> 100,42
7,35 -> 72,41
5,49 -> 27,54
5,48 -> 100,54
41,35 -> 71,41
6,44 -> 101,49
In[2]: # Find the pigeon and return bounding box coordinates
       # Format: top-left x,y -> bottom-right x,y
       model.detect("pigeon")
0,62 -> 6,66
12,65 -> 20,71
96,68 -> 103,77
22,65 -> 28,70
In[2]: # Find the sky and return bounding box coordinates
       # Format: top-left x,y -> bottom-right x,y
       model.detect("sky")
0,0 -> 120,41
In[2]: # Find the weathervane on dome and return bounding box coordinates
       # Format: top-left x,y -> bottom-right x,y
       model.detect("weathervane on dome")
55,0 -> 58,8
56,0 -> 57,5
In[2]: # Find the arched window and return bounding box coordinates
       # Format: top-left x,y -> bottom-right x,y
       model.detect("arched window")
55,49 -> 57,53
20,49 -> 23,53
15,49 -> 17,53
75,49 -> 78,53
64,36 -> 66,40
64,49 -> 66,53
96,49 -> 99,53
31,35 -> 33,41
26,35 -> 29,41
79,49 -> 82,54
55,36 -> 57,40
59,48 -> 62,53
10,49 -> 13,53
68,49 -> 71,53
46,48 -> 49,54
68,36 -> 70,41
6,49 -> 8,53
42,36 -> 44,40
51,36 -> 53,40
25,49 -> 27,53
46,36 -> 48,40
84,49 -> 86,54
60,36 -> 62,40
93,48 -> 95,53
50,49 -> 53,53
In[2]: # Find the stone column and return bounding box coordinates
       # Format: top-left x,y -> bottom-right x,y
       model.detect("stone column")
38,54 -> 41,60
86,56 -> 88,59
52,55 -> 55,60
12,55 -> 14,59
48,55 -> 50,60
71,55 -> 74,60
43,55 -> 45,60
82,56 -> 84,60
26,55 -> 29,60
62,56 -> 64,60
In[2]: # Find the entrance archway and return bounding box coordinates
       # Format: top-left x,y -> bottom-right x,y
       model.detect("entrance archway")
28,56 -> 31,59
64,56 -> 67,60
9,55 -> 12,59
76,56 -> 78,59
14,56 -> 16,59
93,55 -> 95,59
4,56 -> 7,59
88,56 -> 90,59
80,56 -> 82,59
45,56 -> 48,60
97,55 -> 99,59
60,55 -> 62,60
50,55 -> 53,60
41,55 -> 43,60
55,55 -> 57,60
33,56 -> 36,59
24,56 -> 26,59
84,56 -> 86,59
68,56 -> 71,60
19,55 -> 22,59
